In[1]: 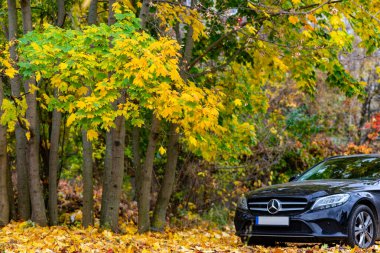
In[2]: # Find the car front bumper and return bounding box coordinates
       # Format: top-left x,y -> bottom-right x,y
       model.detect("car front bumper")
234,204 -> 352,242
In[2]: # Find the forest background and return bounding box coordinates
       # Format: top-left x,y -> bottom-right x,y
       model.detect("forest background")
1,0 -> 380,251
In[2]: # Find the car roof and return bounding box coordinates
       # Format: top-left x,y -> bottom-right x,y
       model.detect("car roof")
325,154 -> 380,160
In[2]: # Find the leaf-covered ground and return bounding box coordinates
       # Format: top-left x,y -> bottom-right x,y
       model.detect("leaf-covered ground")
0,221 -> 376,253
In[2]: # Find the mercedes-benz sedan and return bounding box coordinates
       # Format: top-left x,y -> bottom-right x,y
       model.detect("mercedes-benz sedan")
235,154 -> 380,248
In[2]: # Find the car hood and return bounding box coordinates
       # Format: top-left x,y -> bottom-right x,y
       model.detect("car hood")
247,179 -> 378,200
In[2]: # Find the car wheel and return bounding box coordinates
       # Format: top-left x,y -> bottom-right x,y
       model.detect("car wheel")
347,205 -> 376,248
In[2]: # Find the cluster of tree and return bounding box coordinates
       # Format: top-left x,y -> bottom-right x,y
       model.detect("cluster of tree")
1,0 -> 380,233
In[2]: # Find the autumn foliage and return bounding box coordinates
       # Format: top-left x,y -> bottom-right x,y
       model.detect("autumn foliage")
1,0 -> 380,251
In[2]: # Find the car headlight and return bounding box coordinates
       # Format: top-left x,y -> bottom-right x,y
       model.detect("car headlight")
311,194 -> 350,210
237,195 -> 248,210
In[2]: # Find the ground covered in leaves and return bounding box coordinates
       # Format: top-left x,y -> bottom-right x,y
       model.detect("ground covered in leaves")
0,221 -> 377,253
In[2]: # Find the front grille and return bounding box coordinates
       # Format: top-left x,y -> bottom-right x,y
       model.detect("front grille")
247,197 -> 308,215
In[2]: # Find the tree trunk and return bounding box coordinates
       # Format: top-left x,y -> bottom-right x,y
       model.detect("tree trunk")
132,127 -> 141,199
7,0 -> 31,221
138,115 -> 160,233
151,123 -> 179,230
108,0 -> 116,26
100,115 -> 126,231
139,0 -> 150,29
100,131 -> 112,224
48,0 -> 66,224
82,130 -> 94,227
88,0 -> 98,25
81,3 -> 98,227
99,1 -> 126,232
56,0 -> 66,27
48,89 -> 61,225
6,160 -> 16,221
151,7 -> 194,230
21,0 -> 48,226
0,79 -> 9,226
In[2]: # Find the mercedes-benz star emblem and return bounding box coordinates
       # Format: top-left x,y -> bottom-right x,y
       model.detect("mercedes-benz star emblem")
267,199 -> 281,214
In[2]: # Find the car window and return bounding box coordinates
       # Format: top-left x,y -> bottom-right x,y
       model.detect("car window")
297,157 -> 380,181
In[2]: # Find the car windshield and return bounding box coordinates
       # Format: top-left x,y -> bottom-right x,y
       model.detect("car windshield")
297,156 -> 380,181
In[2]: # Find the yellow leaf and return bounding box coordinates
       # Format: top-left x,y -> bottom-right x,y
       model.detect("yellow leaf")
30,42 -> 40,51
189,136 -> 198,147
87,129 -> 98,141
5,68 -> 17,78
58,62 -> 68,70
288,16 -> 299,25
66,114 -> 76,126
330,15 -> 341,28
158,146 -> 166,155
77,86 -> 89,96
36,72 -> 41,82
291,0 -> 301,4
233,99 -> 242,107
247,2 -> 256,9
25,131 -> 30,140
77,101 -> 87,109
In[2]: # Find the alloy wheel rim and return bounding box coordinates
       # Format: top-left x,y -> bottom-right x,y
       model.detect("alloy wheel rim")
354,211 -> 374,248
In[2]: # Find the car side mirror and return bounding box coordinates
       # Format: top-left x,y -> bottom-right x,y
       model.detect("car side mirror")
289,174 -> 299,182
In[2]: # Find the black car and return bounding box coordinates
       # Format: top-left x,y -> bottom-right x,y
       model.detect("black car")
235,154 -> 380,248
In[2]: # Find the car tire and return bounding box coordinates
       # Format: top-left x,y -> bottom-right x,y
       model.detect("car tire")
347,205 -> 377,248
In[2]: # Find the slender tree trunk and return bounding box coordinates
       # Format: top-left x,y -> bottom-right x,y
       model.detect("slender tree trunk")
81,2 -> 98,227
100,131 -> 112,224
88,0 -> 98,25
48,0 -> 66,224
6,161 -> 16,221
0,79 -> 9,226
100,1 -> 126,231
151,124 -> 179,230
151,7 -> 194,230
7,0 -> 31,221
20,0 -> 48,226
82,130 -> 94,227
108,0 -> 116,26
48,89 -> 61,225
138,115 -> 160,233
56,0 -> 66,27
358,75 -> 373,144
132,127 -> 141,199
139,0 -> 150,29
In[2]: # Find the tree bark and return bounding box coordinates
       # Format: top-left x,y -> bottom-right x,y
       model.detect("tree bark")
99,1 -> 126,232
138,115 -> 160,233
132,127 -> 141,199
151,124 -> 179,230
88,0 -> 99,25
48,89 -> 61,225
100,131 -> 112,224
0,79 -> 9,226
139,0 -> 150,29
100,115 -> 126,231
56,0 -> 66,27
21,0 -> 48,226
108,0 -> 116,26
82,130 -> 94,227
8,0 -> 31,221
6,160 -> 16,221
